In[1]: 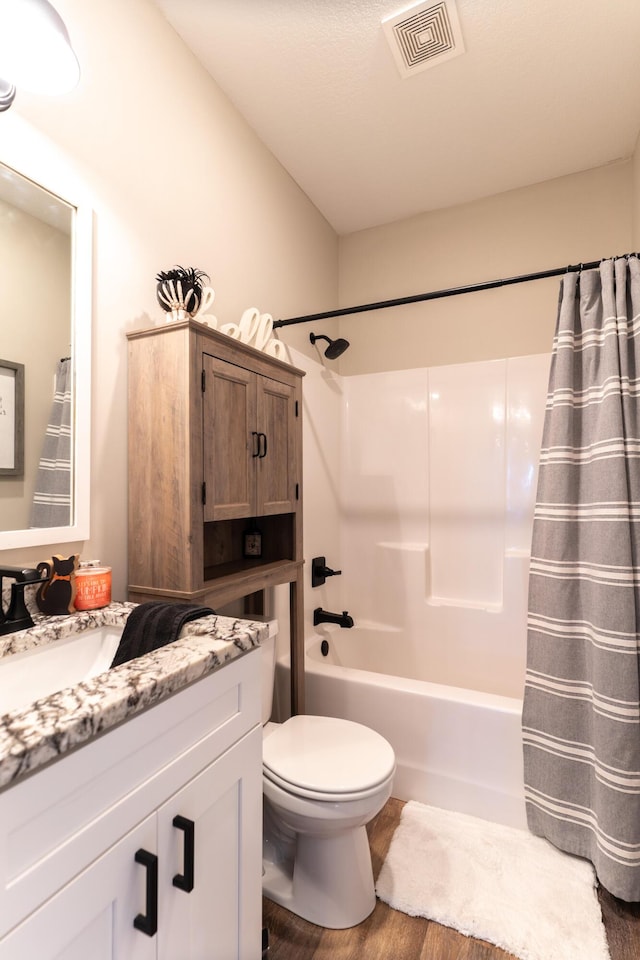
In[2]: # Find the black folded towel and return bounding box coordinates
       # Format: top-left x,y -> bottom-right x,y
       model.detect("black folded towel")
111,601 -> 216,669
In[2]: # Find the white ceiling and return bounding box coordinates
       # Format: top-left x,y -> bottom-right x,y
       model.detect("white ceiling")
153,0 -> 640,236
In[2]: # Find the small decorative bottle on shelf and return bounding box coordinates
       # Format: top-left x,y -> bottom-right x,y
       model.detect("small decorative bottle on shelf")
243,520 -> 262,559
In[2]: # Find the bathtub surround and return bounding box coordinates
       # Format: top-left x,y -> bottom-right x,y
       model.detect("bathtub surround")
339,353 -> 551,698
523,258 -> 640,902
376,800 -> 610,960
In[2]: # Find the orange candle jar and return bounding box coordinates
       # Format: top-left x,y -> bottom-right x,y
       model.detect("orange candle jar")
74,561 -> 112,610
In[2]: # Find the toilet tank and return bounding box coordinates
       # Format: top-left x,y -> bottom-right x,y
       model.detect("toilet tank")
252,618 -> 278,724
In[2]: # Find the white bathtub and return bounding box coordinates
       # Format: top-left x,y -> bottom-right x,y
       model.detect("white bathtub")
275,622 -> 526,829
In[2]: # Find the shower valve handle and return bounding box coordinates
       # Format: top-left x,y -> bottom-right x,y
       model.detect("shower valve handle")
311,556 -> 342,588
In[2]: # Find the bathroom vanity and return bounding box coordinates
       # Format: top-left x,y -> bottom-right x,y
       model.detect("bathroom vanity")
0,604 -> 265,959
126,321 -> 306,713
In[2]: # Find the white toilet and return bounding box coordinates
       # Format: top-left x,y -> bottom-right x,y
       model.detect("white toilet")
260,620 -> 396,929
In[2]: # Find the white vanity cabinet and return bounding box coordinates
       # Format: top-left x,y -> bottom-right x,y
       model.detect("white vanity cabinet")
0,649 -> 263,960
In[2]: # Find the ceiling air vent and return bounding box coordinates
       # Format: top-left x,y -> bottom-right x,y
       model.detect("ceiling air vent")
382,0 -> 465,78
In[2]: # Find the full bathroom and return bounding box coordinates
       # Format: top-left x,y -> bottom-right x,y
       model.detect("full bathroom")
1,1 -> 640,959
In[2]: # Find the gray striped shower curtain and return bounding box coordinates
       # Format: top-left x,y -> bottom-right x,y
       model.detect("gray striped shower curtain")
523,257 -> 640,901
29,357 -> 72,528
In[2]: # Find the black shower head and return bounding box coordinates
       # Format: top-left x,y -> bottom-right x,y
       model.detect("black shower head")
309,332 -> 350,360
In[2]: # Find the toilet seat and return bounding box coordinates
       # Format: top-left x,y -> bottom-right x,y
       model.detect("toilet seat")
263,715 -> 396,803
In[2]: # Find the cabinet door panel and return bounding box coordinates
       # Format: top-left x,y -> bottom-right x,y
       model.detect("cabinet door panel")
0,817 -> 156,960
203,356 -> 256,520
257,376 -> 296,515
158,726 -> 262,960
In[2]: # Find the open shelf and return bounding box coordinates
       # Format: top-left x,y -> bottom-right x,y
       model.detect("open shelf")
201,514 -> 298,608
203,514 -> 295,577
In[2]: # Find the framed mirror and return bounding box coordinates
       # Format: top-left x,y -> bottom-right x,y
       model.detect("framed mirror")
0,124 -> 91,550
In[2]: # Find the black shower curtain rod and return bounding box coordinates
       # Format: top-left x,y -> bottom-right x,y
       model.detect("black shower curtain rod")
272,254 -> 638,328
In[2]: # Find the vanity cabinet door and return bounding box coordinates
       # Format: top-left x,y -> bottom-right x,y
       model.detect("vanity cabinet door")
0,815 -> 157,960
158,724 -> 262,960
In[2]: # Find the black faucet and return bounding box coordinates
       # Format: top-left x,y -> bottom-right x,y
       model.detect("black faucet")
0,566 -> 47,636
313,607 -> 354,629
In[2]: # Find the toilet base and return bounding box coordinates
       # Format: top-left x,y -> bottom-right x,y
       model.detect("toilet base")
262,824 -> 376,929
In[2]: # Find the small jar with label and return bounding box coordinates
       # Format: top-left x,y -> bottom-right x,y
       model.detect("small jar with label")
74,561 -> 112,610
243,520 -> 262,558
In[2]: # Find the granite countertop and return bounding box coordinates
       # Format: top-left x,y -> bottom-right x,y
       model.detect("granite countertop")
0,601 -> 267,791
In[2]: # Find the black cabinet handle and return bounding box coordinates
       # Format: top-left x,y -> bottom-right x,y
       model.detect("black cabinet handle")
134,849 -> 158,937
258,432 -> 268,458
251,431 -> 261,457
172,815 -> 195,893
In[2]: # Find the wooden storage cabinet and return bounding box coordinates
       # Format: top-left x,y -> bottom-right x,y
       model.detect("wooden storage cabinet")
127,321 -> 306,712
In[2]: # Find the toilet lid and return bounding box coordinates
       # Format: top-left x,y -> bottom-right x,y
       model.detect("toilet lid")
263,715 -> 395,799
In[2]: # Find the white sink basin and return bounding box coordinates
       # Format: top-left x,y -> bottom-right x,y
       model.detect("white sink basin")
0,626 -> 122,716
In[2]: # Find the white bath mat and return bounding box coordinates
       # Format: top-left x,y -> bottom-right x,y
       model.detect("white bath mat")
375,801 -> 610,960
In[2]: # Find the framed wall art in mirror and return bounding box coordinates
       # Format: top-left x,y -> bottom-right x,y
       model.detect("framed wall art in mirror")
0,115 -> 92,550
0,360 -> 24,477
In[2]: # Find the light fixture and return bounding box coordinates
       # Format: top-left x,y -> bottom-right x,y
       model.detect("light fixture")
0,0 -> 80,112
309,332 -> 350,360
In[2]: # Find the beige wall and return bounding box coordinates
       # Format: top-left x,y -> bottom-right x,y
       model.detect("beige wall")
0,0 -> 338,597
338,161 -> 633,375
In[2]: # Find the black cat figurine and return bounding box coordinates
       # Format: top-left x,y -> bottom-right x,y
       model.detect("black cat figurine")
36,554 -> 79,615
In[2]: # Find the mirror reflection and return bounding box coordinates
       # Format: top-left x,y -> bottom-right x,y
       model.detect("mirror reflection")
0,162 -> 74,533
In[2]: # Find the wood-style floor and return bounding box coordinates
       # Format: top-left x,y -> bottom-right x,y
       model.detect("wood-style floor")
262,797 -> 640,960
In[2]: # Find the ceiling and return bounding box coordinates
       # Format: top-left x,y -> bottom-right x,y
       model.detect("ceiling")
153,0 -> 640,236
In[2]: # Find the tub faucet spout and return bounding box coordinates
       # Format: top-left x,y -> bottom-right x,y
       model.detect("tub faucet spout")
313,607 -> 354,629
